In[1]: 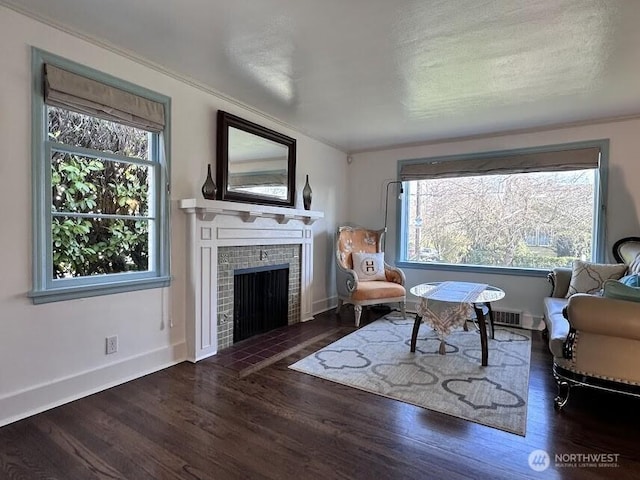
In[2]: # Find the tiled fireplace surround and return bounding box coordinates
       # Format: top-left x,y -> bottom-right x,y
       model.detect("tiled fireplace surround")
217,244 -> 301,350
179,199 -> 323,362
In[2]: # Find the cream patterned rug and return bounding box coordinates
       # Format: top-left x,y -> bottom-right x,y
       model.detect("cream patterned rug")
289,314 -> 531,435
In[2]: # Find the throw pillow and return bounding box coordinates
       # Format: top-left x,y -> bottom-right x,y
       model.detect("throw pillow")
620,274 -> 640,288
566,260 -> 627,297
352,252 -> 386,281
602,279 -> 640,303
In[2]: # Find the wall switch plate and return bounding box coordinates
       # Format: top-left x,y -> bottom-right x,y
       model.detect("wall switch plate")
106,335 -> 118,354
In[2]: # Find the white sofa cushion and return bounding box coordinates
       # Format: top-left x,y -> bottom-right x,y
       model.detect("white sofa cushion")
543,296 -> 570,358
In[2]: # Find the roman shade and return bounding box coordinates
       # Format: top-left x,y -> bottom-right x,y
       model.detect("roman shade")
399,147 -> 600,181
44,64 -> 165,132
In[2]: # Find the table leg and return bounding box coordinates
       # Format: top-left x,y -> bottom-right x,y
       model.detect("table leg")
410,313 -> 422,353
473,304 -> 488,366
486,302 -> 495,339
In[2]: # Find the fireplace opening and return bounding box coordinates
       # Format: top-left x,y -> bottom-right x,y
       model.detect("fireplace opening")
233,263 -> 289,343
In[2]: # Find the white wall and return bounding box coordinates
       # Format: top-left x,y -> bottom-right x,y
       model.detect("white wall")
0,7 -> 348,426
348,120 -> 640,324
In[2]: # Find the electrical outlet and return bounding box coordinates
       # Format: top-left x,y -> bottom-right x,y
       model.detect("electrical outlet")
106,335 -> 118,354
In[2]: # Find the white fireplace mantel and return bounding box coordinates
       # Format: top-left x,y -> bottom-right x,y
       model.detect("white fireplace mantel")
179,198 -> 324,362
179,198 -> 324,224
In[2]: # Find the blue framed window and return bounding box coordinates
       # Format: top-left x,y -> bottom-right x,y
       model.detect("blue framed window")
396,140 -> 608,276
30,49 -> 171,303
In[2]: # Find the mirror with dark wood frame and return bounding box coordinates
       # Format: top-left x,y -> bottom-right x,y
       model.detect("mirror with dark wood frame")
216,111 -> 296,207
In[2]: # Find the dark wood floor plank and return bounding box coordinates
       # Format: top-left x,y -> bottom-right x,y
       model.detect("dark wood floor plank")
0,421 -> 98,480
110,382 -> 341,480
93,389 -> 270,480
1,310 -> 640,479
67,400 -> 206,480
126,361 -> 437,480
31,414 -> 125,480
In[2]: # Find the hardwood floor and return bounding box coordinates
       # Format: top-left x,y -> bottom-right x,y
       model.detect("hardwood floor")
1,308 -> 639,479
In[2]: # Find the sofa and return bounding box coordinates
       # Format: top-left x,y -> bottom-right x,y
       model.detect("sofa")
543,236 -> 640,410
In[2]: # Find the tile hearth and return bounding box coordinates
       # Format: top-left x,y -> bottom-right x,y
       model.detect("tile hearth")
211,320 -> 340,377
208,306 -> 385,377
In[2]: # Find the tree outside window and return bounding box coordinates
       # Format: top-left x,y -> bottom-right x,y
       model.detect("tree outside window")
402,169 -> 595,270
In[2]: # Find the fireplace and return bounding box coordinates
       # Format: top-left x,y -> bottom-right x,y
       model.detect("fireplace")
233,264 -> 289,343
217,245 -> 300,350
179,198 -> 323,362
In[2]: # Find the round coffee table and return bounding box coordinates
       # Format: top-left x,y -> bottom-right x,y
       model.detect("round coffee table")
409,281 -> 505,366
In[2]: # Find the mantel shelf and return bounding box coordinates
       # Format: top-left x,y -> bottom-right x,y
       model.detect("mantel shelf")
179,198 -> 324,225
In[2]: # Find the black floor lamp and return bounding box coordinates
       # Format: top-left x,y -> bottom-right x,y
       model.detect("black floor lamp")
383,181 -> 404,250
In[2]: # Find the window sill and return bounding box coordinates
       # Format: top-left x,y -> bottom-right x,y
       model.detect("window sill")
29,276 -> 171,304
396,261 -> 551,278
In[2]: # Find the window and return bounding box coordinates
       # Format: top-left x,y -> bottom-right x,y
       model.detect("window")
397,141 -> 607,274
30,49 -> 171,303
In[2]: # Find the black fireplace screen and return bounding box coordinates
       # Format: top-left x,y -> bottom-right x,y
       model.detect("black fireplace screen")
233,263 -> 289,343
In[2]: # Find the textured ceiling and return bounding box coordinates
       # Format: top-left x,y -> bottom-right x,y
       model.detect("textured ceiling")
4,0 -> 640,152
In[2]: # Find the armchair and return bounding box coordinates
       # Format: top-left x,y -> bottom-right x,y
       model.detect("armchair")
335,226 -> 406,327
543,237 -> 640,410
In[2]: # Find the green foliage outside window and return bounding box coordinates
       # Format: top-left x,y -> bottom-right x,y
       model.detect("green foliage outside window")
49,107 -> 151,278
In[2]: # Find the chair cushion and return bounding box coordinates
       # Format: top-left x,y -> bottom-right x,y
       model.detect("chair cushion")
352,252 -> 386,281
543,296 -> 570,358
351,281 -> 406,301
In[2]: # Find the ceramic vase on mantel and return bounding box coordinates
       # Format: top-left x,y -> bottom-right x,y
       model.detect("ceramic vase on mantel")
302,174 -> 312,210
201,164 -> 217,200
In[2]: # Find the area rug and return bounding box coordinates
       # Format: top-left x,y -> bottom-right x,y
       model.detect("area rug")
289,314 -> 531,435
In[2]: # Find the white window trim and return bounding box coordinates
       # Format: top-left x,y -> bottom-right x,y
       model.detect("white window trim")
395,140 -> 609,277
29,48 -> 171,304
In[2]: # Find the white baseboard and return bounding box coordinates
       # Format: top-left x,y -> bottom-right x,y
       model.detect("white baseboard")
0,342 -> 187,427
522,314 -> 545,331
312,296 -> 337,315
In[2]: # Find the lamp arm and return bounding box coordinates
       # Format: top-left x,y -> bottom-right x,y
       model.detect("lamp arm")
383,181 -> 404,232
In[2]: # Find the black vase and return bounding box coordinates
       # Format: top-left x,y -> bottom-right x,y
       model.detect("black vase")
201,164 -> 217,200
302,174 -> 312,210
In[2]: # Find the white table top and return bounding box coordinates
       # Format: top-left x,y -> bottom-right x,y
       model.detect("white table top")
410,281 -> 505,304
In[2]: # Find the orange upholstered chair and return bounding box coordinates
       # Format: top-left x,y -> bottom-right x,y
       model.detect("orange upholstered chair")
335,225 -> 406,326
